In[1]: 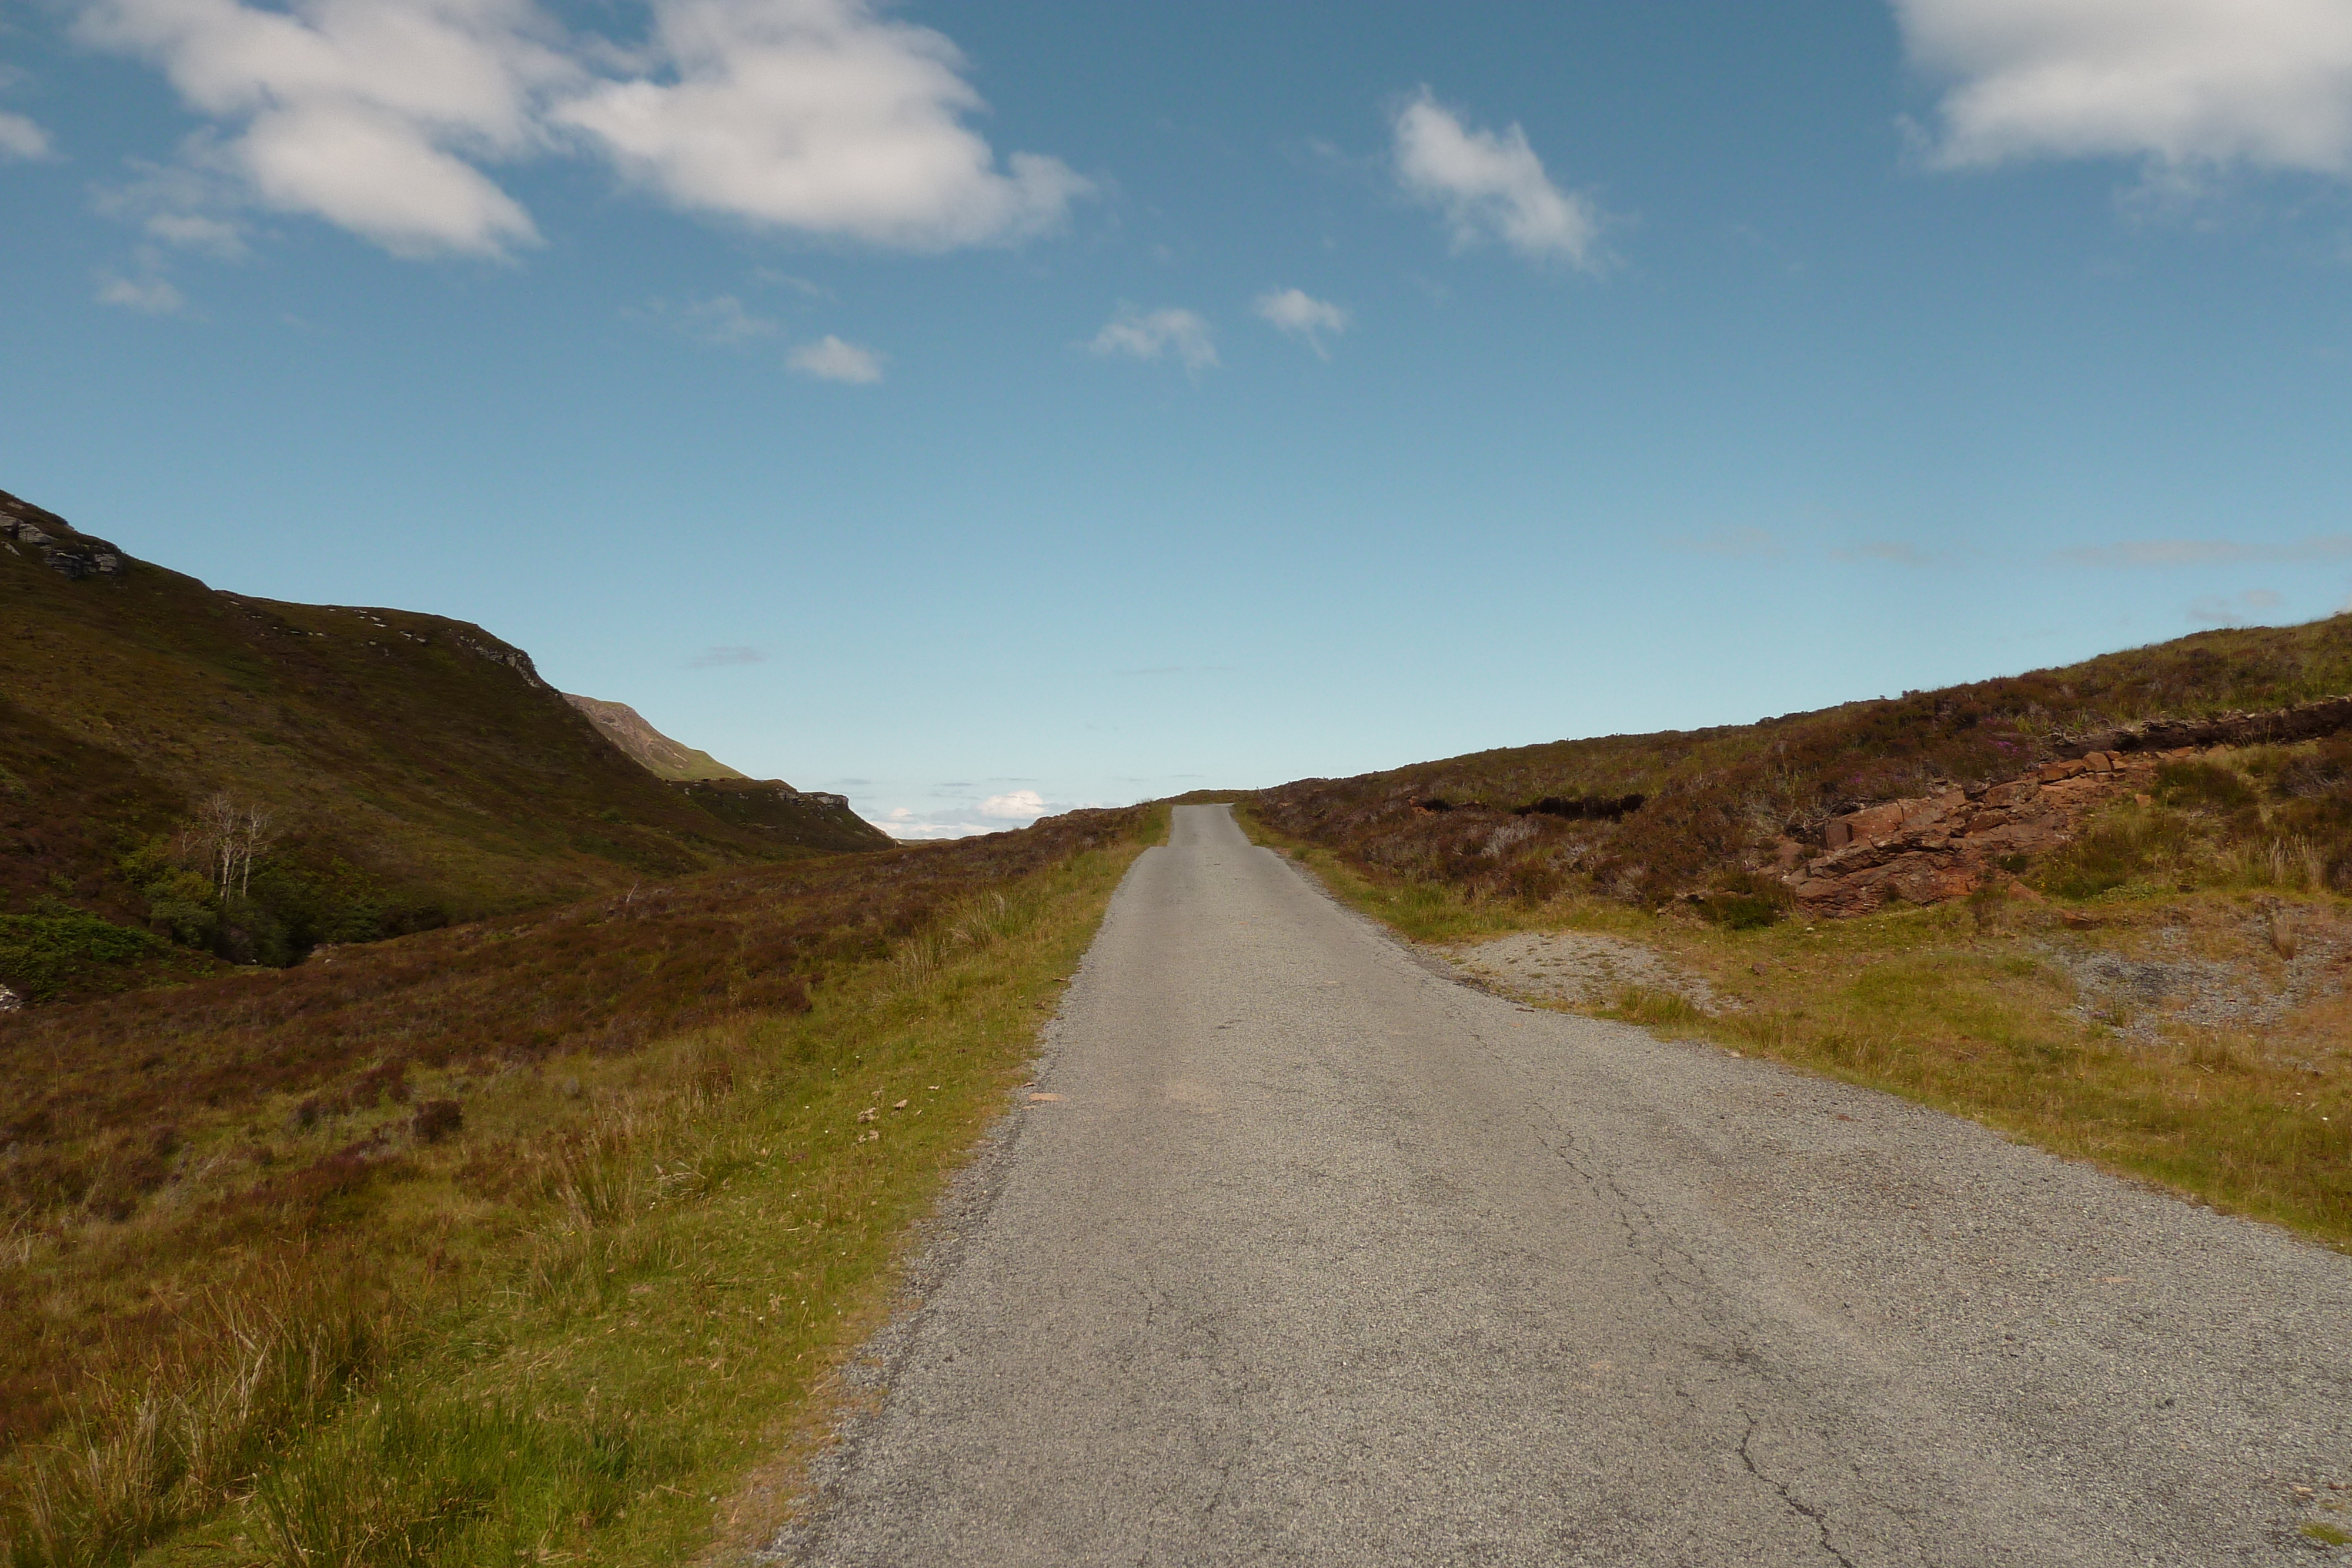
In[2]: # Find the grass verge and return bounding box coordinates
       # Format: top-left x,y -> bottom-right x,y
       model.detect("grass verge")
1237,802 -> 2352,1252
2,810 -> 1161,1567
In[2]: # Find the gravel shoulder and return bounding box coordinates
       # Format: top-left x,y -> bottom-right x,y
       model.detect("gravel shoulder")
777,806 -> 2352,1567
1436,927 -> 1731,1013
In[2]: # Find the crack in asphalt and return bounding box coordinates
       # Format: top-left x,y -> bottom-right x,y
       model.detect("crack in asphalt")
1738,1416 -> 1860,1568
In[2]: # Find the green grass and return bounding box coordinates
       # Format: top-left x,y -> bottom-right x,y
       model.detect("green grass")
0,910 -> 194,1003
1,808 -> 1162,1567
1238,804 -> 2352,1252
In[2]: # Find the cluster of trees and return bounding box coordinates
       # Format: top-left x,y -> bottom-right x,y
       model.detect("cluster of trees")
183,792 -> 275,900
119,793 -> 443,966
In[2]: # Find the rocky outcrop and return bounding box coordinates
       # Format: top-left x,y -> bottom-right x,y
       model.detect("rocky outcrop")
666,778 -> 891,852
2,511 -> 129,580
2054,694 -> 2352,757
451,633 -> 545,689
1787,751 -> 2157,917
1785,695 -> 2352,917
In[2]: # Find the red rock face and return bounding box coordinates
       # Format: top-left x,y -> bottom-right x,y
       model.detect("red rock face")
1788,751 -> 2160,917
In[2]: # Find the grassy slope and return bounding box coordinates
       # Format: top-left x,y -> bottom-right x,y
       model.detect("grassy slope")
560,695 -> 753,784
0,807 -> 1158,1568
1240,788 -> 2351,1253
1256,614 -> 2352,905
1240,620 -> 2352,1252
1,490 -> 879,994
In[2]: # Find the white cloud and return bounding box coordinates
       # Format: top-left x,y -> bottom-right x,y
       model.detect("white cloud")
77,0 -> 1083,260
1254,287 -> 1348,355
787,333 -> 883,383
1894,0 -> 2352,176
644,293 -> 779,345
1391,88 -> 1601,266
1089,305 -> 1217,371
551,0 -> 1088,248
95,272 -> 188,313
878,787 -> 1093,838
2055,534 -> 2352,566
0,111 -> 52,161
2188,587 -> 2287,624
77,0 -> 564,258
980,788 -> 1045,818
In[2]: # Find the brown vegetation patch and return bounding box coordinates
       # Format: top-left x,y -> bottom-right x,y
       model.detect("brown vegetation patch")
0,807 -> 1144,1452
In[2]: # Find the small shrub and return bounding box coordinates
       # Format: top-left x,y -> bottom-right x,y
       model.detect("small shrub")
2155,760 -> 2254,813
410,1101 -> 463,1145
1698,894 -> 1779,930
2034,808 -> 2196,899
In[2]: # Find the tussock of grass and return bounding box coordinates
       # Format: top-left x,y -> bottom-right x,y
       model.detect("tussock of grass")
1,808 -> 1161,1566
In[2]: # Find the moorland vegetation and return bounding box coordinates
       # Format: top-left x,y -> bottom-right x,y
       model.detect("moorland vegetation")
0,803 -> 1155,1566
1241,617 -> 2352,1252
0,488 -> 885,999
1255,614 -> 2352,912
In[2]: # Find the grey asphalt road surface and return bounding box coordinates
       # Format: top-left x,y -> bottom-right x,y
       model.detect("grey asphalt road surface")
786,805 -> 2351,1566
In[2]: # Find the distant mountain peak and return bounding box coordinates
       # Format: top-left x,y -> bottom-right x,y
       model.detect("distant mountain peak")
563,694 -> 753,783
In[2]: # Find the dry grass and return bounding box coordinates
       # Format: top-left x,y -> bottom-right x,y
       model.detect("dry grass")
1240,804 -> 2352,1252
0,806 -> 1160,1566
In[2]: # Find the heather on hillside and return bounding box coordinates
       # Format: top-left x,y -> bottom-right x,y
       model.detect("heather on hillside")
0,805 -> 1147,1530
1257,616 -> 2352,908
1,487 -> 886,992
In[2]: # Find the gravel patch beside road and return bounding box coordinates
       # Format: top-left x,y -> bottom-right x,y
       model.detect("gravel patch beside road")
1438,927 -> 1730,1014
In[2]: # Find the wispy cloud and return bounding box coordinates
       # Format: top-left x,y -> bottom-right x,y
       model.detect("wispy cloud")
1672,527 -> 1786,560
95,271 -> 186,314
93,159 -> 252,258
788,335 -> 884,384
1894,0 -> 2352,179
754,268 -> 833,299
636,293 -> 781,346
1090,305 -> 1217,372
2188,588 -> 2287,625
1254,287 -> 1349,356
0,110 -> 52,162
1391,88 -> 1603,268
2054,536 -> 2352,567
1829,540 -> 1934,566
690,644 -> 765,667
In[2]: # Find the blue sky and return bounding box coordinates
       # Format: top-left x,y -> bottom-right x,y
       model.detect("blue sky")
5,1 -> 2352,834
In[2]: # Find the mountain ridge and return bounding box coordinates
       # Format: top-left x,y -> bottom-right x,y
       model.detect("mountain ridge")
0,484 -> 887,996
561,693 -> 751,783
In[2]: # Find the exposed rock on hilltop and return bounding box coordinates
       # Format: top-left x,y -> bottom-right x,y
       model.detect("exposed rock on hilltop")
562,694 -> 749,782
667,777 -> 892,852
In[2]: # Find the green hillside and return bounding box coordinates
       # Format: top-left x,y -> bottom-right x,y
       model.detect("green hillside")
0,487 -> 884,994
